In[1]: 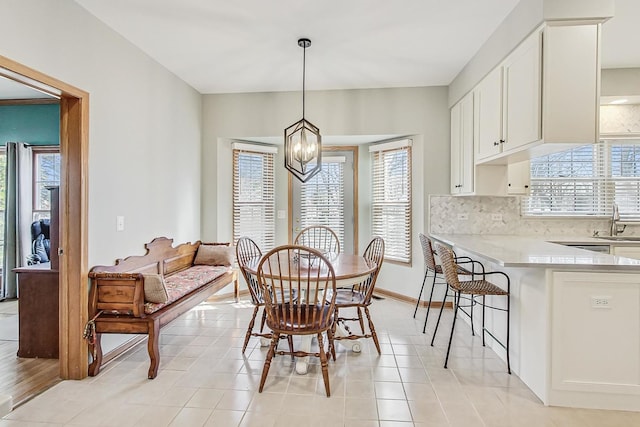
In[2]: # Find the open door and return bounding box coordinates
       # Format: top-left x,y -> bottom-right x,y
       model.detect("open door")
0,54 -> 89,380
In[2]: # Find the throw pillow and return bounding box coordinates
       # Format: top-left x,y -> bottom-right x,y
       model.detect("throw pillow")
33,233 -> 49,263
194,244 -> 235,266
142,274 -> 169,304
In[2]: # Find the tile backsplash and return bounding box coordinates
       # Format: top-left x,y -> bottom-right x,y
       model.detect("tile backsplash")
429,195 -> 638,237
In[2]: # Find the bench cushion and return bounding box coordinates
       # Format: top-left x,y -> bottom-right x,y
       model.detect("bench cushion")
144,265 -> 231,314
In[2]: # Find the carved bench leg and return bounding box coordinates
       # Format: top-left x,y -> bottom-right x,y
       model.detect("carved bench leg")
88,332 -> 103,377
147,319 -> 161,379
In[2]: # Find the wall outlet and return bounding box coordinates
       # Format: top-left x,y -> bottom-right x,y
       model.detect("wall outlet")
116,215 -> 125,232
591,296 -> 612,309
457,213 -> 469,220
491,213 -> 503,221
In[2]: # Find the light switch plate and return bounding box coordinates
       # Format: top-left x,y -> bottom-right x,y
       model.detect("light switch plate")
116,215 -> 125,232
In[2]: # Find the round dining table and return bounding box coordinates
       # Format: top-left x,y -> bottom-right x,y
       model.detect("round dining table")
244,252 -> 376,374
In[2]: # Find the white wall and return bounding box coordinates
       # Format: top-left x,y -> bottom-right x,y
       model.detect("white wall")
602,68 -> 640,96
0,0 -> 203,266
202,86 -> 450,298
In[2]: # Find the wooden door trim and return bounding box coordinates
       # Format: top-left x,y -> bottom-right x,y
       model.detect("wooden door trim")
0,54 -> 89,380
287,145 -> 359,254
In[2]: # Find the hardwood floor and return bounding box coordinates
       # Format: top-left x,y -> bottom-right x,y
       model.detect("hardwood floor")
0,300 -> 60,408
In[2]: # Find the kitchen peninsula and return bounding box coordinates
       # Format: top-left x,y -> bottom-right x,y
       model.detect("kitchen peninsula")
430,234 -> 640,412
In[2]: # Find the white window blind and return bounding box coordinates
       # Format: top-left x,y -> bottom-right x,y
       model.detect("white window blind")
299,157 -> 345,251
370,140 -> 412,263
523,140 -> 640,219
32,149 -> 61,221
232,145 -> 276,250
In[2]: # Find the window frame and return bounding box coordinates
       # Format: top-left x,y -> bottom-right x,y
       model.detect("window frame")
231,142 -> 277,251
31,146 -> 61,222
370,139 -> 412,265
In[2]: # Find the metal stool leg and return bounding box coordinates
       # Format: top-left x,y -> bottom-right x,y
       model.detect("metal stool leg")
430,285 -> 449,346
422,270 -> 438,333
413,268 -> 430,318
444,291 -> 461,369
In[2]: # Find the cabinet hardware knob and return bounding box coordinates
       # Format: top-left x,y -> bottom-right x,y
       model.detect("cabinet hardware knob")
500,139 -> 505,144
524,185 -> 529,188
493,141 -> 499,146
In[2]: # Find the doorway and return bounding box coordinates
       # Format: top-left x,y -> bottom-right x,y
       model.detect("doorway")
289,146 -> 359,254
0,54 -> 89,382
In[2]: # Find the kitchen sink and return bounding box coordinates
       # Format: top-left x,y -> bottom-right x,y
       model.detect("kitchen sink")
594,235 -> 640,241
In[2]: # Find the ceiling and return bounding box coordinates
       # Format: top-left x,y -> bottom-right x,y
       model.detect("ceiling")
2,0 -> 639,100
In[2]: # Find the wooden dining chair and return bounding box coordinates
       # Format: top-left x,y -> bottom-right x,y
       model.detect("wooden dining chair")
432,242 -> 511,374
294,225 -> 341,255
236,237 -> 270,354
331,236 -> 385,354
257,245 -> 337,397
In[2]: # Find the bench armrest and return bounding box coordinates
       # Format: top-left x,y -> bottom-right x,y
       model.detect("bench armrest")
89,271 -> 146,317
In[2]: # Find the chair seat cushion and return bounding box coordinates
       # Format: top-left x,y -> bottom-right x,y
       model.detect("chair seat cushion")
267,303 -> 334,332
456,279 -> 508,296
145,265 -> 230,314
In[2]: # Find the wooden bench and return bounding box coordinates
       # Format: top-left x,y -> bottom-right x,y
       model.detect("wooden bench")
87,237 -> 238,379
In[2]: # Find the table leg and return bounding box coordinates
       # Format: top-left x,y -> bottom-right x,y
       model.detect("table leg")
295,336 -> 312,374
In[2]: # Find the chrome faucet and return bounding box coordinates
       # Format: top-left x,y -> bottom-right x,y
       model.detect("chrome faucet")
610,203 -> 626,236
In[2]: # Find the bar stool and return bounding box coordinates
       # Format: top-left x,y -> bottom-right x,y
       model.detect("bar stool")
431,242 -> 511,374
414,233 -> 477,334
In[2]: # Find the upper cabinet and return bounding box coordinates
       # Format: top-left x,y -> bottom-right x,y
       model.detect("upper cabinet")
473,22 -> 601,165
450,92 -> 474,195
502,29 -> 542,152
475,66 -> 503,159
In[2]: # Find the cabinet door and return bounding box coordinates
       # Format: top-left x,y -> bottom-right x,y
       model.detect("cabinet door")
507,160 -> 530,195
503,29 -> 542,151
450,93 -> 474,194
451,101 -> 462,194
475,66 -> 503,160
611,246 -> 640,260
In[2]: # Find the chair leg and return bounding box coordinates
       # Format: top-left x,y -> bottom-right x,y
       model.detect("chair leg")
287,335 -> 295,361
444,292 -> 462,369
317,332 -> 331,397
470,294 -> 475,336
364,306 -> 381,354
328,324 -> 336,361
259,308 -> 267,333
242,305 -> 260,354
422,271 -> 438,333
357,307 -> 365,335
430,285 -> 449,345
413,268 -> 430,318
482,295 -> 486,346
506,294 -> 511,375
258,333 -> 278,393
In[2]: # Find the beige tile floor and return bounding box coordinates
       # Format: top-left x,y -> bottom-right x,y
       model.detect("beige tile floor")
2,296 -> 639,427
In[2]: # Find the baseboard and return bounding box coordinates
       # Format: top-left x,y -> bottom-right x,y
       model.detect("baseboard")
375,288 -> 453,309
207,289 -> 249,302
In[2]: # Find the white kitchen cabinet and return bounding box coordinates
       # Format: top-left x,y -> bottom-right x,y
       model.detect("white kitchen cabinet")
450,92 -> 474,194
473,22 -> 601,166
475,66 -> 503,160
611,245 -> 640,260
502,28 -> 542,152
507,160 -> 530,195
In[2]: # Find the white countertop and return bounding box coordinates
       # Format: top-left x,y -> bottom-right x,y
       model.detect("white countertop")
429,234 -> 640,270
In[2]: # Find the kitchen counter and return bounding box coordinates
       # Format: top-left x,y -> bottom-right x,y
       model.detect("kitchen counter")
429,234 -> 640,270
426,233 -> 640,412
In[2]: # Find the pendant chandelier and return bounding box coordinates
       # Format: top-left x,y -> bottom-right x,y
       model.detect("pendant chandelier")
284,38 -> 321,183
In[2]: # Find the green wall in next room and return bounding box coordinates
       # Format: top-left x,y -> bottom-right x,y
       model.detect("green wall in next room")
0,103 -> 60,146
